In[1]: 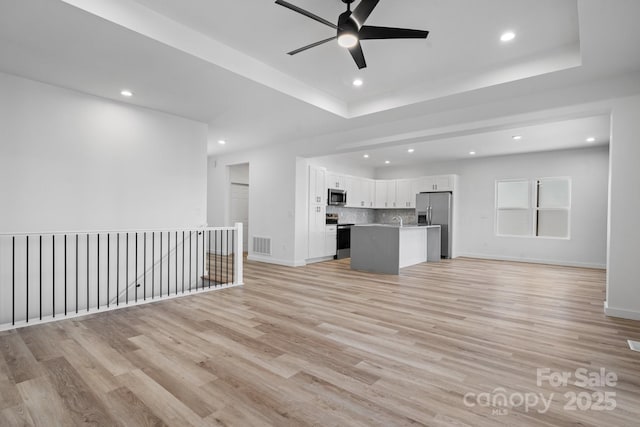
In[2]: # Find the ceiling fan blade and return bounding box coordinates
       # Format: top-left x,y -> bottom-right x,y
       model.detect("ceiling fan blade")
348,42 -> 367,69
287,36 -> 337,55
275,0 -> 339,30
359,25 -> 429,40
351,0 -> 380,27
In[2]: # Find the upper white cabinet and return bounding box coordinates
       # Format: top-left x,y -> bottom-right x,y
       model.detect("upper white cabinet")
347,177 -> 375,208
413,175 -> 454,193
395,179 -> 415,208
321,169 -> 456,209
375,180 -> 398,208
326,173 -> 347,190
309,166 -> 326,205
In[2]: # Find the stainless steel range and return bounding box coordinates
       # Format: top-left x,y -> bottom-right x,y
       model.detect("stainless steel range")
336,223 -> 353,259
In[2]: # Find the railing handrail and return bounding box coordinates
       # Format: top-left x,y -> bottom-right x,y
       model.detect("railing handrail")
0,226 -> 236,237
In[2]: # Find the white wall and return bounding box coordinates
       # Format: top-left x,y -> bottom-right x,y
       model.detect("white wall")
0,72 -> 208,233
309,155 -> 376,179
208,144 -> 302,266
376,146 -> 610,268
605,95 -> 640,320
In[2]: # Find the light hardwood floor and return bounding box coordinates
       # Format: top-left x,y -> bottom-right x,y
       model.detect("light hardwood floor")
1,257 -> 639,426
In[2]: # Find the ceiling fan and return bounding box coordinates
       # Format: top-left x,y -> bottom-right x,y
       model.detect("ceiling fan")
275,0 -> 429,69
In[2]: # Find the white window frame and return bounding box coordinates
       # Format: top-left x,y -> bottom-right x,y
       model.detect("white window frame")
495,177 -> 571,239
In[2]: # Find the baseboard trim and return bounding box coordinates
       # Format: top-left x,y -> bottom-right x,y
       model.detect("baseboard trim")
247,254 -> 306,267
604,302 -> 640,321
457,253 -> 606,269
304,256 -> 335,265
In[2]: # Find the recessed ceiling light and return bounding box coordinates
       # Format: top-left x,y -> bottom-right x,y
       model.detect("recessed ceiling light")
363,154 -> 369,158
120,89 -> 133,97
385,160 -> 391,164
218,140 -> 226,145
407,148 -> 415,153
586,137 -> 596,143
353,78 -> 363,87
469,151 -> 476,156
512,135 -> 522,141
500,31 -> 516,42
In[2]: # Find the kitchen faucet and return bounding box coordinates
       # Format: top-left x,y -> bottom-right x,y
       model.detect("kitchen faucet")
391,216 -> 403,227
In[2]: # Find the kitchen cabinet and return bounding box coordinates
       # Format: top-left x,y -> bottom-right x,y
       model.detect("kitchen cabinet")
395,179 -> 415,208
308,204 -> 327,259
411,175 -> 455,193
309,166 -> 326,205
325,225 -> 337,257
363,179 -> 375,208
375,180 -> 397,208
309,166 -> 328,259
347,177 -> 375,208
326,173 -> 347,190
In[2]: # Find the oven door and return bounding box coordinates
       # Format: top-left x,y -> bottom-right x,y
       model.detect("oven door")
336,226 -> 351,259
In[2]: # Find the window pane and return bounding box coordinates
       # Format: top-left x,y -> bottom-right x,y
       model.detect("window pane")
497,181 -> 529,208
537,178 -> 570,208
537,210 -> 569,238
497,209 -> 531,236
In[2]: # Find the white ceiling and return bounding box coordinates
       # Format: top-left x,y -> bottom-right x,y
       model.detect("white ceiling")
0,0 -> 639,160
130,0 -> 580,105
326,115 -> 610,168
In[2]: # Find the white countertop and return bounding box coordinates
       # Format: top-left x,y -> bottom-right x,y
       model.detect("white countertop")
354,223 -> 441,229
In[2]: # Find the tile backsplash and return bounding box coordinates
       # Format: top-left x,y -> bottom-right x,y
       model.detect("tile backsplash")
326,206 -> 416,225
375,209 -> 417,225
326,206 -> 375,224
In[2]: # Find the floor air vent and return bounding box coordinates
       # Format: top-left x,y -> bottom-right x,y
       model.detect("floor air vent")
253,236 -> 272,256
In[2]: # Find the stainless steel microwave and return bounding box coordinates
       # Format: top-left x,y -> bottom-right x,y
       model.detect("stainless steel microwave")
328,188 -> 347,205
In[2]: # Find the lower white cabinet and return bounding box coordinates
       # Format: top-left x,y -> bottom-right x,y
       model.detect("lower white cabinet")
325,225 -> 337,257
308,204 -> 326,259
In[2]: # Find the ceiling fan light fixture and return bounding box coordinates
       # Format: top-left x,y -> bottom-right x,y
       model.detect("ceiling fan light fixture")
338,33 -> 358,48
500,31 -> 516,42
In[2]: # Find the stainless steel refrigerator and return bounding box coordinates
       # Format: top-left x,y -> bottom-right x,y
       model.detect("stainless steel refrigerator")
416,192 -> 452,258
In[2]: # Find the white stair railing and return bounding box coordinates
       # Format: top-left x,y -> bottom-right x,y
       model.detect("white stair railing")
0,223 -> 243,331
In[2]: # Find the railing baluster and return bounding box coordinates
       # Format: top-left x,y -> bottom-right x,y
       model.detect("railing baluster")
75,234 -> 78,313
182,231 -> 185,294
126,233 -> 129,305
202,231 -> 205,288
195,231 -> 199,291
26,236 -> 29,322
226,229 -> 229,285
215,230 -> 219,286
208,230 -> 211,288
12,237 -> 15,326
143,232 -> 147,301
96,234 -> 99,310
152,232 -> 155,299
39,236 -> 42,320
86,234 -> 89,312
106,234 -> 109,309
167,232 -> 170,296
189,231 -> 192,292
160,232 -> 163,297
53,235 -> 55,317
175,231 -> 178,296
232,228 -> 235,284
117,234 -> 120,306
135,233 -> 138,303
64,235 -> 67,316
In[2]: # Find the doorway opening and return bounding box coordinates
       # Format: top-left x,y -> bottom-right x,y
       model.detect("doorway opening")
228,163 -> 249,254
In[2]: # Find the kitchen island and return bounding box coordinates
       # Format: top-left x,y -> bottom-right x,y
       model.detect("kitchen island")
350,224 -> 441,274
